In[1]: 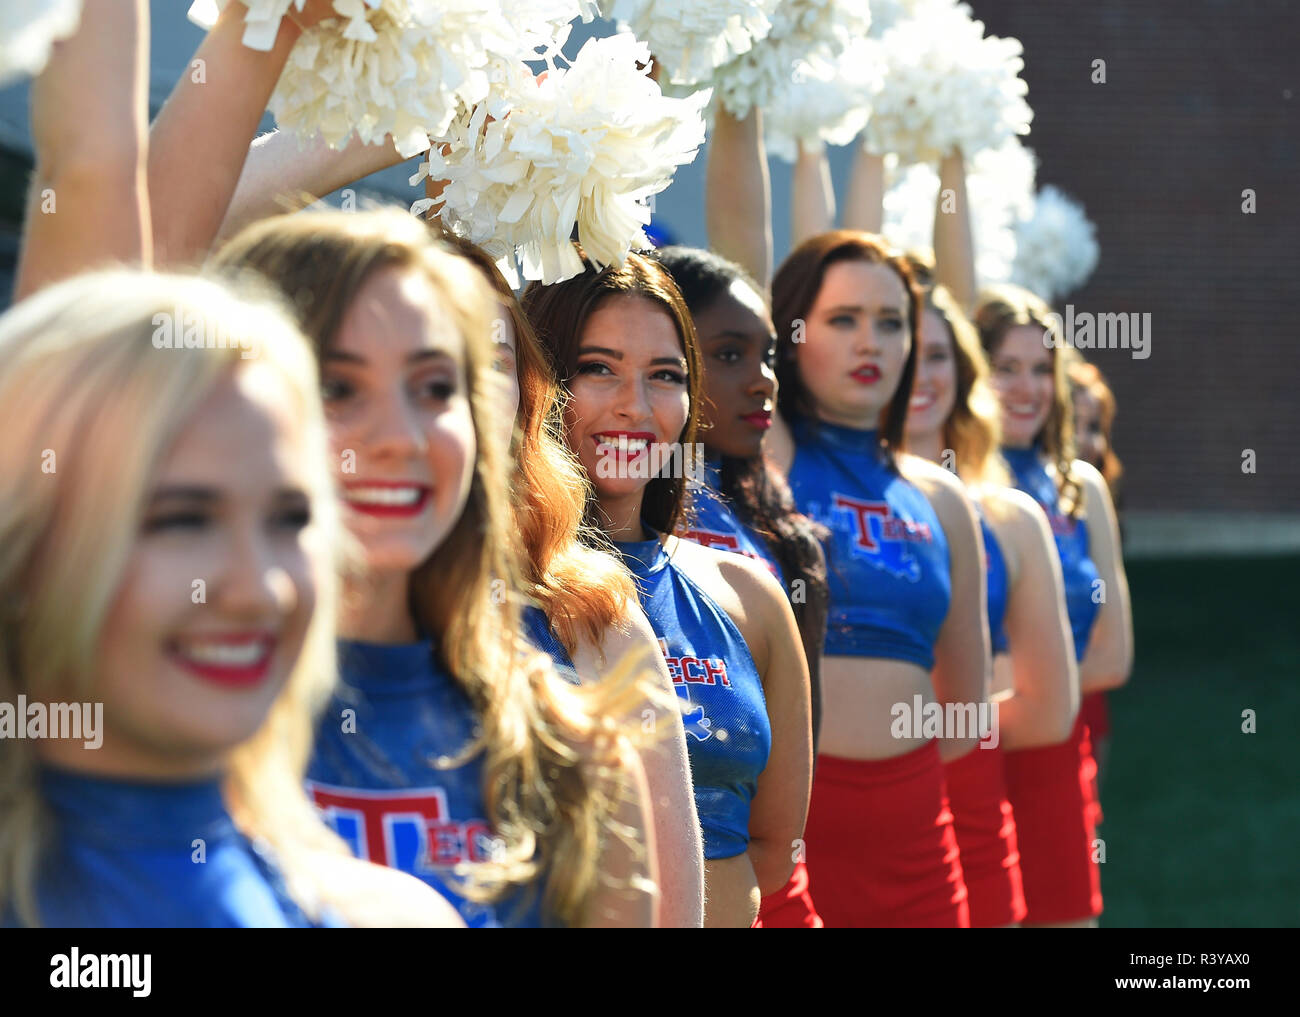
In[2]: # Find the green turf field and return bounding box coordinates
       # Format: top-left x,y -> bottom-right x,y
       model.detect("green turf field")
1097,554 -> 1300,927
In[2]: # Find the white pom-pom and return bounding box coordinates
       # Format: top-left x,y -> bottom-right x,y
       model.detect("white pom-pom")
1011,185 -> 1100,302
862,0 -> 1032,162
600,0 -> 779,85
764,38 -> 883,162
413,34 -> 710,286
193,2 -> 588,158
0,0 -> 84,87
707,0 -> 872,120
882,139 -> 1038,287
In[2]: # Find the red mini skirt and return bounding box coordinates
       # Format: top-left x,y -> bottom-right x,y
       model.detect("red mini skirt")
755,861 -> 823,928
1001,714 -> 1103,924
1081,691 -> 1111,742
802,740 -> 969,928
944,743 -> 1027,927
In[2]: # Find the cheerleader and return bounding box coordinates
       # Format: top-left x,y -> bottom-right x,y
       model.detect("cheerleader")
767,231 -> 991,928
975,284 -> 1134,927
1069,358 -> 1126,792
0,270 -> 460,927
438,231 -> 706,927
214,209 -> 659,928
651,244 -> 830,929
522,250 -> 813,928
904,280 -> 1080,927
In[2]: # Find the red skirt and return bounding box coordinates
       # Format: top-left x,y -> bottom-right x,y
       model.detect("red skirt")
802,741 -> 969,928
1081,691 -> 1110,741
944,744 -> 1027,927
755,861 -> 823,928
1001,714 -> 1103,924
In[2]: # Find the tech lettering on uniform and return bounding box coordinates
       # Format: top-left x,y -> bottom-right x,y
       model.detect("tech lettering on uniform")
617,531 -> 771,860
787,421 -> 950,666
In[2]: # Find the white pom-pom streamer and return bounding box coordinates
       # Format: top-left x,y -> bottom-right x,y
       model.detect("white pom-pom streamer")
1011,186 -> 1100,302
862,0 -> 1032,162
188,1 -> 590,158
764,39 -> 883,162
882,139 -> 1038,287
412,34 -> 710,286
707,0 -> 872,120
0,0 -> 84,87
600,1 -> 779,86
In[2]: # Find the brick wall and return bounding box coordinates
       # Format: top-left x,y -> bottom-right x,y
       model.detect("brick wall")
972,0 -> 1299,512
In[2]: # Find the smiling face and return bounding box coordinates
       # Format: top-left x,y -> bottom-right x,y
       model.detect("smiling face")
563,294 -> 690,528
321,265 -> 476,575
988,323 -> 1055,448
85,364 -> 320,776
794,260 -> 912,430
907,308 -> 958,442
693,279 -> 778,459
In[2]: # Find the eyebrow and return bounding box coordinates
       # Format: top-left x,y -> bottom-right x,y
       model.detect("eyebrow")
577,345 -> 686,368
824,304 -> 904,316
148,485 -> 309,504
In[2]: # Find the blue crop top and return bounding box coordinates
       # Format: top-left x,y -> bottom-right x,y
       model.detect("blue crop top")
522,605 -> 580,685
306,639 -> 545,928
787,420 -> 951,668
978,510 -> 1010,655
1002,446 -> 1100,662
615,530 -> 771,861
17,768 -> 332,928
678,459 -> 785,584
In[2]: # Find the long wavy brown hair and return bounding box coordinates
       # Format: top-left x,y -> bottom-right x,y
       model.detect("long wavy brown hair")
521,248 -> 703,538
772,230 -> 922,461
975,283 -> 1083,518
434,231 -> 637,657
213,209 -> 650,926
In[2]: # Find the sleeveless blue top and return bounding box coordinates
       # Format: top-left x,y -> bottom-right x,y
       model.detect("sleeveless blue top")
787,420 -> 951,668
978,510 -> 1010,655
1001,446 -> 1100,662
522,605 -> 580,685
306,639 -> 545,928
678,460 -> 785,584
17,768 -> 332,928
615,530 -> 771,861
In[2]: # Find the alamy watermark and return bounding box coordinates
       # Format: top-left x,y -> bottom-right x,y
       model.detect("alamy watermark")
890,694 -> 999,748
1043,305 -> 1151,360
594,440 -> 706,482
152,309 -> 260,359
1,696 -> 103,749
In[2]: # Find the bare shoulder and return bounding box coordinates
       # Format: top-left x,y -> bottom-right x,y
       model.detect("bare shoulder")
1071,458 -> 1111,505
667,535 -> 788,617
898,453 -> 975,531
982,485 -> 1050,537
305,851 -> 466,928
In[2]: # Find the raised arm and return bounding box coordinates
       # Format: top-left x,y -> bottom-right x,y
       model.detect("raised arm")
841,145 -> 884,234
149,0 -> 338,265
988,488 -> 1079,749
791,143 -> 835,247
1075,461 -> 1134,693
706,107 -> 773,290
218,127 -> 410,244
16,0 -> 151,299
932,151 -> 977,313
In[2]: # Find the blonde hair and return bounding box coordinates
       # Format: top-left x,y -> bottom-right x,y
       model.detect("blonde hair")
918,283 -> 1009,488
975,283 -> 1083,517
213,208 -> 653,926
0,270 -> 347,926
